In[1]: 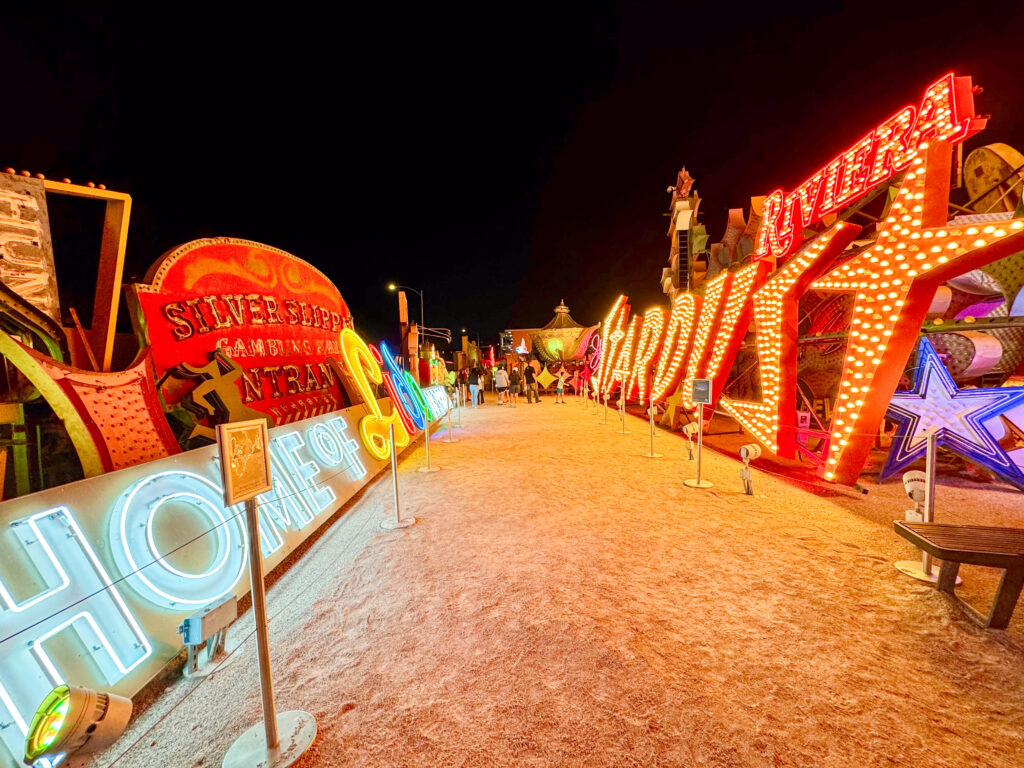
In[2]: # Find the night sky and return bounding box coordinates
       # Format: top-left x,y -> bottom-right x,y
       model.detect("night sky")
4,1 -> 1024,352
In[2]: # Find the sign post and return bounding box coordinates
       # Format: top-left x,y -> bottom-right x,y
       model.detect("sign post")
417,416 -> 440,473
894,431 -> 957,583
442,402 -> 459,444
383,422 -> 416,530
218,420 -> 316,768
642,392 -> 662,459
684,379 -> 714,489
617,395 -> 630,435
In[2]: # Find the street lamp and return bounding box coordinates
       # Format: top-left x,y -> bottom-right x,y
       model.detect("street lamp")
460,328 -> 481,348
388,283 -> 424,359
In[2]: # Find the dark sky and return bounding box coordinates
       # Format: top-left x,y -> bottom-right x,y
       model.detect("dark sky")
4,1 -> 1024,351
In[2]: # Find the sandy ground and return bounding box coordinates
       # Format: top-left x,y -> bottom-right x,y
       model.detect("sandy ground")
91,395 -> 1024,768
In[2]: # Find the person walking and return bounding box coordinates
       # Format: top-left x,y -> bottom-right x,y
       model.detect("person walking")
457,368 -> 468,408
468,367 -> 480,408
523,362 -> 539,404
494,364 -> 510,404
509,366 -> 521,407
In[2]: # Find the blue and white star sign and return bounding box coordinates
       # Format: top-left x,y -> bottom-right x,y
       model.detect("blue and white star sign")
880,337 -> 1024,491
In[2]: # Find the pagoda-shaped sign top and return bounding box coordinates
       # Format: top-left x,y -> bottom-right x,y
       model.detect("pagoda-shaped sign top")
543,300 -> 582,330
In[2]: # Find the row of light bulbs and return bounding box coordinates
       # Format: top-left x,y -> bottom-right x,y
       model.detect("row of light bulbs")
720,226 -> 851,452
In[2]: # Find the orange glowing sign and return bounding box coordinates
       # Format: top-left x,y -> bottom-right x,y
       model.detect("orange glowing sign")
131,238 -> 352,426
754,74 -> 985,262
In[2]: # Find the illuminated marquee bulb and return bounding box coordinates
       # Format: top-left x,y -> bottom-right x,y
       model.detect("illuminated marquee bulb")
754,73 -> 983,262
810,139 -> 1024,484
651,293 -> 699,402
595,295 -> 628,394
703,262 -> 765,391
626,307 -> 666,404
721,223 -> 860,458
680,271 -> 731,409
605,316 -> 641,400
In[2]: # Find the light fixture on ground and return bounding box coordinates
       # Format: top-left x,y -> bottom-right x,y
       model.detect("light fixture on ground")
681,421 -> 696,460
24,684 -> 132,766
739,444 -> 761,495
893,432 -> 957,584
642,394 -> 662,458
902,470 -> 927,522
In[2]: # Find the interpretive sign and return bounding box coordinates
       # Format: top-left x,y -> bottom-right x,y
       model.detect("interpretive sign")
691,378 -> 712,406
217,419 -> 273,505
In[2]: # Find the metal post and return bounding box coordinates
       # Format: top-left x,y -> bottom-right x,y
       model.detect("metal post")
457,386 -> 463,426
244,497 -> 277,749
617,395 -> 629,434
922,431 -> 937,575
602,396 -> 609,425
223,499 -> 316,768
894,430 -> 953,584
417,412 -> 440,473
684,407 -> 713,488
642,393 -> 662,458
383,423 -> 416,529
442,403 -> 459,443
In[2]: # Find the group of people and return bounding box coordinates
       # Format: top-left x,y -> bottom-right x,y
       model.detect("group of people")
456,362 -> 570,408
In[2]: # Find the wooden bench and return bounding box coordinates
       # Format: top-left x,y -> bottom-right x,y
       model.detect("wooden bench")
893,521 -> 1024,629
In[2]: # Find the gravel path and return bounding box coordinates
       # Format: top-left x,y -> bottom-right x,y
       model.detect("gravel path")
92,396 -> 1024,768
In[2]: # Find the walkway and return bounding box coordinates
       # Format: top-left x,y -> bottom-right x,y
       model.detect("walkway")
95,396 -> 1024,768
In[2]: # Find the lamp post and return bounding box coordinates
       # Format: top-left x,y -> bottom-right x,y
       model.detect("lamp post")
460,328 -> 481,348
388,283 -> 424,362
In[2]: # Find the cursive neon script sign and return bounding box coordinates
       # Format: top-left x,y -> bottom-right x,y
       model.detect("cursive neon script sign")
754,73 -> 986,262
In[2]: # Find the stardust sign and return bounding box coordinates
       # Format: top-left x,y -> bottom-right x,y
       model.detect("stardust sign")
595,72 -> 1024,489
132,238 -> 351,424
754,73 -> 986,262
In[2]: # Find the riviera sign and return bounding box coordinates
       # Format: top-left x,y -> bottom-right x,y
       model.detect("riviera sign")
754,73 -> 986,262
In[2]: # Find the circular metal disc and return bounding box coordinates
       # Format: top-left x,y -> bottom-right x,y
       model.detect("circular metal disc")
894,561 -> 962,585
222,710 -> 316,768
381,517 -> 417,530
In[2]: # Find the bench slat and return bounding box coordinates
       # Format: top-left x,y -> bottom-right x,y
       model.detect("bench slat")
899,523 -> 1024,556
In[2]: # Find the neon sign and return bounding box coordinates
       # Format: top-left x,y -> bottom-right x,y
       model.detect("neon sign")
880,338 -> 1024,490
131,239 -> 352,429
0,389 -> 446,767
754,74 -> 986,261
811,139 -> 1024,482
598,141 -> 1024,481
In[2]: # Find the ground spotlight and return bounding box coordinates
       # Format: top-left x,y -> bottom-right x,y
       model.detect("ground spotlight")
902,470 -> 927,522
25,684 -> 132,766
739,444 -> 761,495
681,422 -> 697,460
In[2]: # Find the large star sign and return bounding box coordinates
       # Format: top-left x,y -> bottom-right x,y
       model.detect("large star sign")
879,337 -> 1024,490
811,138 -> 1024,484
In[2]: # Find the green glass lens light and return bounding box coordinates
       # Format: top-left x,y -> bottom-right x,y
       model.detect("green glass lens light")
25,685 -> 71,761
